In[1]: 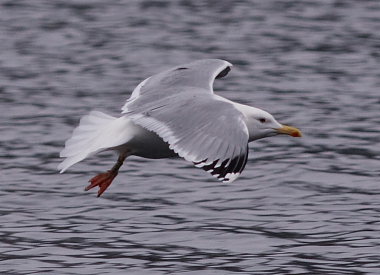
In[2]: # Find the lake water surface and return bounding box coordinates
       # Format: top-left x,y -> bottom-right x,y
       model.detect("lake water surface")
1,0 -> 380,274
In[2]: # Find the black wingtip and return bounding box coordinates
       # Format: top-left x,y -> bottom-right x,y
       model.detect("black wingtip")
216,66 -> 231,79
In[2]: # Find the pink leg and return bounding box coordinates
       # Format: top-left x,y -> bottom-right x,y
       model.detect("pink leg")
85,153 -> 127,197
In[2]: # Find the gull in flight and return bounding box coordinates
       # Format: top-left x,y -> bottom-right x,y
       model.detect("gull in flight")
58,59 -> 302,197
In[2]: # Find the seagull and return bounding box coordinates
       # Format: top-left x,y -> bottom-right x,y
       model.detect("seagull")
58,59 -> 302,197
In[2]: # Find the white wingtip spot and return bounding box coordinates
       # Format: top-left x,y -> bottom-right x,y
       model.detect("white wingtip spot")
223,172 -> 241,183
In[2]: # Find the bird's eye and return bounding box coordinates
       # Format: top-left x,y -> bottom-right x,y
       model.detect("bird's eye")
259,118 -> 266,123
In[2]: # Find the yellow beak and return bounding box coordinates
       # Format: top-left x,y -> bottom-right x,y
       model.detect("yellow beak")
276,125 -> 302,137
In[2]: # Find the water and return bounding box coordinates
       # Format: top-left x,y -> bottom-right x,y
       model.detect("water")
1,0 -> 380,274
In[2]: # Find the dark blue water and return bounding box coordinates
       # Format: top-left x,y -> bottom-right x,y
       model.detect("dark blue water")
1,0 -> 380,274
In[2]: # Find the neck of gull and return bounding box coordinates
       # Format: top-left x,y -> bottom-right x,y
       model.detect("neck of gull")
215,95 -> 269,141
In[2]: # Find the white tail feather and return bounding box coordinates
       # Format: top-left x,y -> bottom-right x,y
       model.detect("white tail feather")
58,111 -> 133,173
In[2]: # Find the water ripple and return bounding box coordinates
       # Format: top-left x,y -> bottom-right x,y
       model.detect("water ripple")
1,0 -> 380,274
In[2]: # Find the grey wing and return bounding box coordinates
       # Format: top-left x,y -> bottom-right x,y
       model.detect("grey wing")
125,93 -> 249,182
122,59 -> 232,113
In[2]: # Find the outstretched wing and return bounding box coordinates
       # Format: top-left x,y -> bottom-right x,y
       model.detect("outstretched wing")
122,59 -> 250,182
122,59 -> 232,112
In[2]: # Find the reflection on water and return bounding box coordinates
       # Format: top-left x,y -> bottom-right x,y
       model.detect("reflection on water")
1,0 -> 380,274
